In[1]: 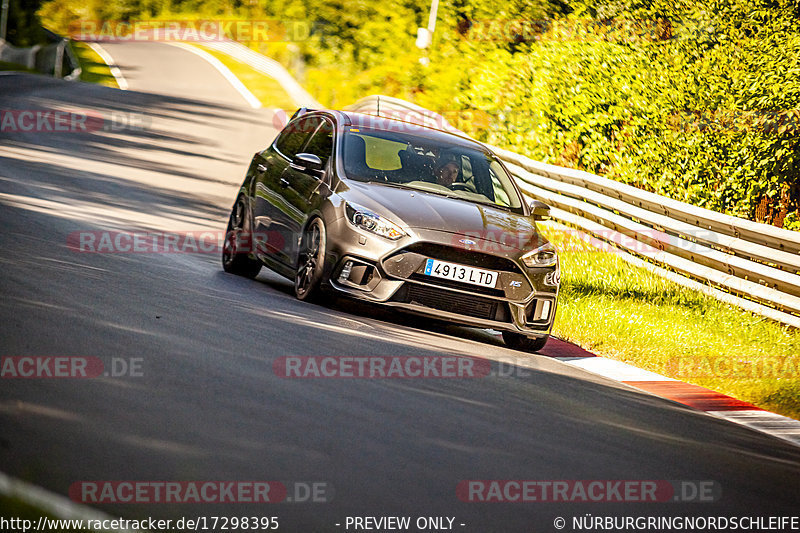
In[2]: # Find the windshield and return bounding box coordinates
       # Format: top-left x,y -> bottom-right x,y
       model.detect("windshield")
342,129 -> 524,212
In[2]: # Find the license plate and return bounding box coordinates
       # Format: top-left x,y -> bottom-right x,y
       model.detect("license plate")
423,258 -> 498,288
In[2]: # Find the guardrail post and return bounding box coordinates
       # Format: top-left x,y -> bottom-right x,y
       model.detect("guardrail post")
28,44 -> 40,70
54,40 -> 65,78
0,0 -> 9,42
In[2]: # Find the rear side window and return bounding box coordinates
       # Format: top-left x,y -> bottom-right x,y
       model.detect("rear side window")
274,116 -> 321,159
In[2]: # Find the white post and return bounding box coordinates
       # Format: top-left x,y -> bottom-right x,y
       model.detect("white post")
0,0 -> 9,42
29,44 -> 40,70
415,0 -> 440,64
426,0 -> 440,34
54,40 -> 64,77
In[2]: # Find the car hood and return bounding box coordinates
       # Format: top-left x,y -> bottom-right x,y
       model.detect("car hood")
340,181 -> 543,252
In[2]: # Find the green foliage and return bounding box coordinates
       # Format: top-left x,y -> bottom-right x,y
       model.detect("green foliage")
38,0 -> 800,227
5,0 -> 47,45
434,0 -> 800,226
70,40 -> 119,86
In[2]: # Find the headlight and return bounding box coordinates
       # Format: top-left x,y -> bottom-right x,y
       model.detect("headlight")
521,242 -> 557,268
345,202 -> 406,240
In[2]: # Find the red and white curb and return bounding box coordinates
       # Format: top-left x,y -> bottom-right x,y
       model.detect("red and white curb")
540,338 -> 800,447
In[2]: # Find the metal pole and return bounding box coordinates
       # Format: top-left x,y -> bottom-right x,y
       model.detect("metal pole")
54,40 -> 64,77
1,0 -> 9,42
415,0 -> 439,63
426,0 -> 440,34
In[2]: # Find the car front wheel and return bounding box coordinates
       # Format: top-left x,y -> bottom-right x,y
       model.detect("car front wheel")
502,332 -> 548,353
295,218 -> 327,301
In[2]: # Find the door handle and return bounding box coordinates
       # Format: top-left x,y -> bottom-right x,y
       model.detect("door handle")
257,163 -> 268,172
279,177 -> 290,188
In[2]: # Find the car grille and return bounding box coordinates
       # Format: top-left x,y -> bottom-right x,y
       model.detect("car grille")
400,243 -> 523,274
391,284 -> 510,322
408,273 -> 506,297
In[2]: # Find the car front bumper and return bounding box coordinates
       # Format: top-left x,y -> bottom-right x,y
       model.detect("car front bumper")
322,215 -> 559,338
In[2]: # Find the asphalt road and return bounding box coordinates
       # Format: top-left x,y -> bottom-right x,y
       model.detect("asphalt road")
1,42 -> 799,532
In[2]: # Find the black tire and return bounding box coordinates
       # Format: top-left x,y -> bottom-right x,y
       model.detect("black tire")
294,218 -> 327,301
222,197 -> 262,279
502,332 -> 549,353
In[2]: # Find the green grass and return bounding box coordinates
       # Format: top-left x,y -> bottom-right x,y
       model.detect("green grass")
191,44 -> 299,111
545,225 -> 800,419
0,495 -> 86,532
0,60 -> 36,73
69,41 -> 119,88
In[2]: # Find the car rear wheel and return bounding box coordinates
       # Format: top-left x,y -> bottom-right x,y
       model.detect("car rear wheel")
295,218 -> 327,301
502,332 -> 548,353
222,197 -> 262,278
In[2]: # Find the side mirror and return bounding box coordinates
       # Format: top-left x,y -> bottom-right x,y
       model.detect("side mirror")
529,199 -> 551,221
293,153 -> 323,175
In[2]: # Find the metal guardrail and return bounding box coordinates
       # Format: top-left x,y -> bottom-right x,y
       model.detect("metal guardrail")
344,95 -> 800,328
0,37 -> 80,79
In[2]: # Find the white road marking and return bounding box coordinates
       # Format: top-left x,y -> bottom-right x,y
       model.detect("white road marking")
200,40 -> 321,108
86,43 -> 129,90
559,356 -> 676,382
557,355 -> 800,448
707,410 -> 800,447
166,42 -> 261,109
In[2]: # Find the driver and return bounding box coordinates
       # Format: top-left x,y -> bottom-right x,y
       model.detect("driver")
434,160 -> 459,187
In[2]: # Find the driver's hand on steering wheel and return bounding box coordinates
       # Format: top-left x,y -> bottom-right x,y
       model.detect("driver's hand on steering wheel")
449,182 -> 472,192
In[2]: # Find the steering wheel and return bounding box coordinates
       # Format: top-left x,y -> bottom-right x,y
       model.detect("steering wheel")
449,182 -> 472,192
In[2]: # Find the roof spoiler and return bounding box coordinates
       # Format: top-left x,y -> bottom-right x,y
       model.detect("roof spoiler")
290,107 -> 317,121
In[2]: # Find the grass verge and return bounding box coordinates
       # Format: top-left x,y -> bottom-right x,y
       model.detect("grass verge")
190,44 -> 298,111
0,495 -> 85,532
544,224 -> 800,420
0,61 -> 37,73
69,41 -> 118,88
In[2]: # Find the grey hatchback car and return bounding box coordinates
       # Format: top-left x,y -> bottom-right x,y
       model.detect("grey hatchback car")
222,109 -> 559,352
